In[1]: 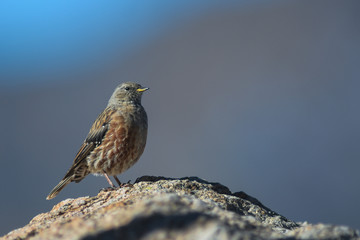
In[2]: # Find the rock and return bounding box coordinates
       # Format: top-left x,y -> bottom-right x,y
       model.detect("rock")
1,176 -> 359,240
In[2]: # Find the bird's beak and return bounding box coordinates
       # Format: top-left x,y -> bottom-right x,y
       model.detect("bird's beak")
137,87 -> 149,92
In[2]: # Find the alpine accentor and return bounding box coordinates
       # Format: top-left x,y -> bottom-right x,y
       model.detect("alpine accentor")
46,82 -> 149,200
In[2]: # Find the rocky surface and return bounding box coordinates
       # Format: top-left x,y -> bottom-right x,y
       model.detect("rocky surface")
1,176 -> 359,240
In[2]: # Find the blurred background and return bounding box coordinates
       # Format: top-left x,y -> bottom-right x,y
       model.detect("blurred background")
1,0 -> 359,235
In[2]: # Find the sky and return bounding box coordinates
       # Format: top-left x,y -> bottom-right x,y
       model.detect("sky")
0,0 -> 248,88
1,0 -> 360,236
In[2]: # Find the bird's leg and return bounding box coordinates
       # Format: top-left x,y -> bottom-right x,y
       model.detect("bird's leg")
113,175 -> 121,186
103,172 -> 116,188
113,175 -> 134,188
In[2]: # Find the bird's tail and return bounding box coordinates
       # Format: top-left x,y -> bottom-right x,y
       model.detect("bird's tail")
46,177 -> 72,200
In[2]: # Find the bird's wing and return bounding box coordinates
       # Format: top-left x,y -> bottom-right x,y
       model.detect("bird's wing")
63,107 -> 117,178
47,107 -> 117,199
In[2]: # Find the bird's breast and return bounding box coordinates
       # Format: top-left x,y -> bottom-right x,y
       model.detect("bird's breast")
87,107 -> 148,175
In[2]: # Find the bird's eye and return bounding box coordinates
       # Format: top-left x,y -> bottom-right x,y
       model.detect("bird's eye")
124,87 -> 130,91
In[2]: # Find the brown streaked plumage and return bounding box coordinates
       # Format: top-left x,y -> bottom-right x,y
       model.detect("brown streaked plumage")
46,82 -> 149,200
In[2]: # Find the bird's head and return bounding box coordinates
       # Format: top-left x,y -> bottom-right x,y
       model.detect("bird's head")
108,82 -> 149,106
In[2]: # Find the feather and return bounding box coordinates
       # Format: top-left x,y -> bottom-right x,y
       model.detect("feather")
46,107 -> 116,200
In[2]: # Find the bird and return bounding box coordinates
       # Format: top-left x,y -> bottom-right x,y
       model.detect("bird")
46,82 -> 149,200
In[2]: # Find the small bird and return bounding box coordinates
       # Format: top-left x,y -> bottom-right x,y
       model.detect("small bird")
46,82 -> 149,200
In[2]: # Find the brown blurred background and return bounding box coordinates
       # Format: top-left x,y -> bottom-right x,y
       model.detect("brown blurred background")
1,0 -> 359,235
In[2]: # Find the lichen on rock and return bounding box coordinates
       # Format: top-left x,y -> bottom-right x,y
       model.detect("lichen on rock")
1,176 -> 359,240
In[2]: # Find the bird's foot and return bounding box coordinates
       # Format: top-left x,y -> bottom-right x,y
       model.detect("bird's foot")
99,186 -> 117,193
119,180 -> 133,188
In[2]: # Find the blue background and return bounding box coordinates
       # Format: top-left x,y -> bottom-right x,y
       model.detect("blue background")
1,0 -> 359,235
